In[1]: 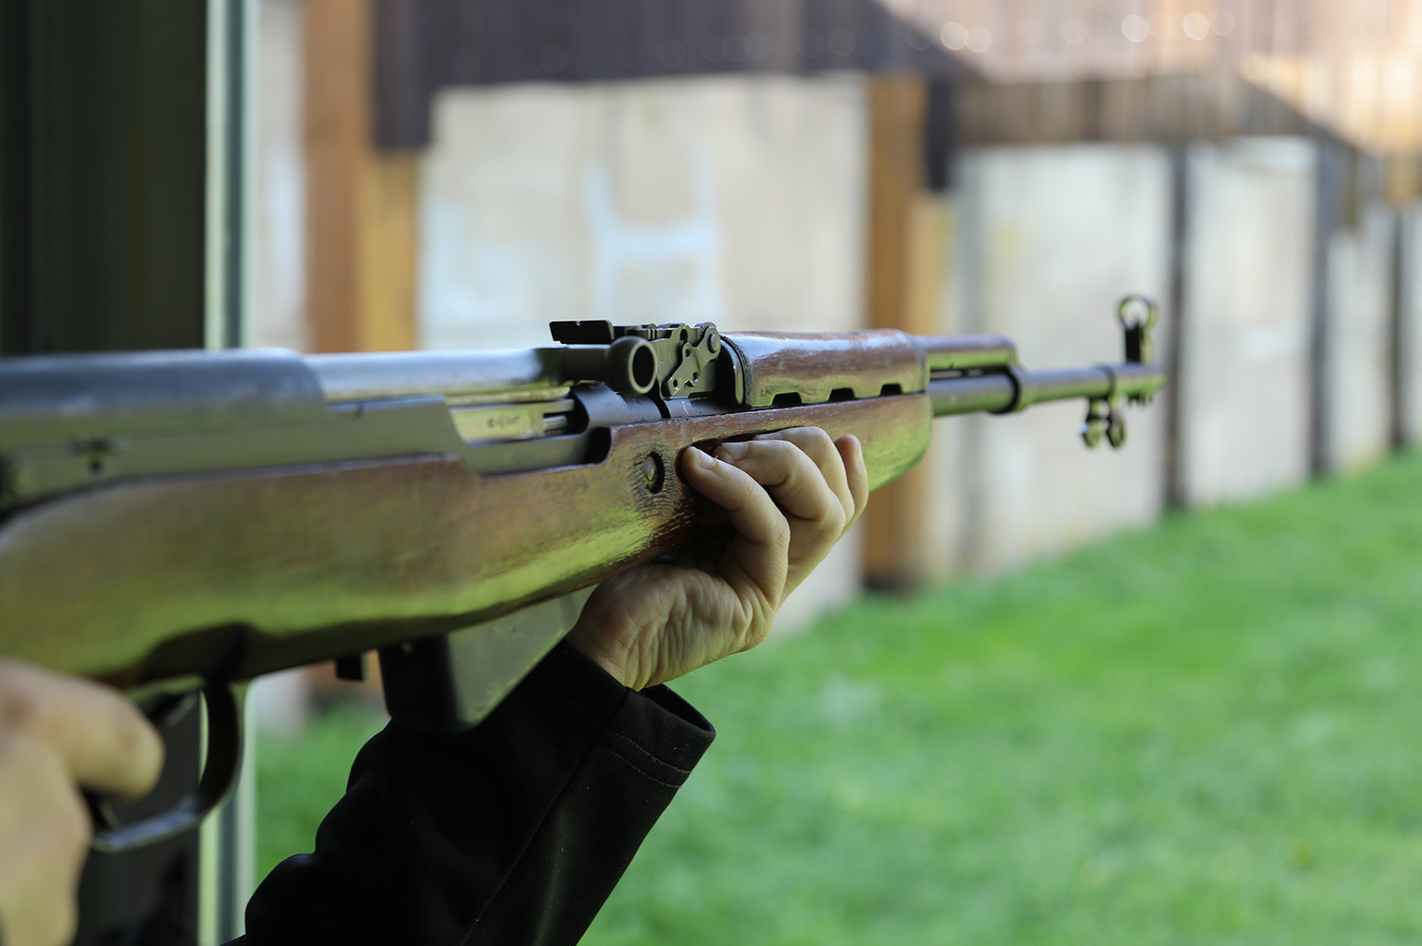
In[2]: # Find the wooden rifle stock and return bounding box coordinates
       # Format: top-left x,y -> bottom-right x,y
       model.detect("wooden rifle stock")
0,302 -> 1163,850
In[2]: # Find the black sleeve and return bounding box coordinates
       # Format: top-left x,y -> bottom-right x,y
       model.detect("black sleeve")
235,641 -> 715,946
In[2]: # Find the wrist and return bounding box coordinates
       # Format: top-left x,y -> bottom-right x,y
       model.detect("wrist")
564,628 -> 633,688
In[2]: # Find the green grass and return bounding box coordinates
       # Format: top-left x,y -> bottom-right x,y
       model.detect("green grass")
259,449 -> 1422,944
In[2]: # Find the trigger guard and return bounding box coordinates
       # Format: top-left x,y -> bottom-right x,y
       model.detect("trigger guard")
89,683 -> 245,854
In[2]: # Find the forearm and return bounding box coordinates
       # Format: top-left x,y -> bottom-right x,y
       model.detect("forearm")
238,641 -> 713,946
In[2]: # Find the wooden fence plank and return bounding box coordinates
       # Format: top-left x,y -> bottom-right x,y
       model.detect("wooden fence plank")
863,74 -> 938,590
305,0 -> 418,354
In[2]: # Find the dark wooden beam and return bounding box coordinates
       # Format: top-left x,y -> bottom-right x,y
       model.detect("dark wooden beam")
956,71 -> 1321,147
370,0 -> 964,149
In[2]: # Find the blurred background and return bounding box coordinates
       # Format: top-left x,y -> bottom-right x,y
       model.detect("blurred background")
232,0 -> 1422,941
252,0 -> 1422,703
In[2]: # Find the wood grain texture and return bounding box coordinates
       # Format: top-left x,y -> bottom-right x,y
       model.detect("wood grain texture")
304,0 -> 368,353
359,153 -> 419,352
0,395 -> 932,685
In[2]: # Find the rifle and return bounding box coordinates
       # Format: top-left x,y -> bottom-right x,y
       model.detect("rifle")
0,296 -> 1163,855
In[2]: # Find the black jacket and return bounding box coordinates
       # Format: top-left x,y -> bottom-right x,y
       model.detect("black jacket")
236,642 -> 715,946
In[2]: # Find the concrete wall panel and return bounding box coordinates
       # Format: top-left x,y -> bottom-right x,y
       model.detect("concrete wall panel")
417,74 -> 867,348
1325,201 -> 1395,472
1178,137 -> 1315,506
937,144 -> 1171,575
252,0 -> 307,351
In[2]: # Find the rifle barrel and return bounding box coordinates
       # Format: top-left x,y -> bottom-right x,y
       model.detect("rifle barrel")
927,374 -> 1015,415
928,362 -> 1165,417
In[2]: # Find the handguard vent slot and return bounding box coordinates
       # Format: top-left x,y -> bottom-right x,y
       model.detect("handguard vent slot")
828,388 -> 855,402
771,392 -> 803,408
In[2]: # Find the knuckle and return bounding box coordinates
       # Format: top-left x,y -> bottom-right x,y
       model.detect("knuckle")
736,604 -> 776,653
741,622 -> 773,652
790,427 -> 834,459
758,439 -> 796,461
0,684 -> 44,738
767,515 -> 792,551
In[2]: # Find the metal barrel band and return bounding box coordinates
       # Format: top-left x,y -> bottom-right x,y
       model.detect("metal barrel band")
995,363 -> 1035,414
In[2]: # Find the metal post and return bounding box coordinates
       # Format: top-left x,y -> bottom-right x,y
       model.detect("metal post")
1388,205 -> 1407,451
1309,140 -> 1348,476
200,1 -> 258,942
206,0 -> 257,352
1163,144 -> 1190,509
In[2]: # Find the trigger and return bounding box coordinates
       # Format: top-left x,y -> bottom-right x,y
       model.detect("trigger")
89,683 -> 246,854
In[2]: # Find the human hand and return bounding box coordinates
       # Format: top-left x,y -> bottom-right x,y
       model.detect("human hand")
568,427 -> 868,690
0,662 -> 164,946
